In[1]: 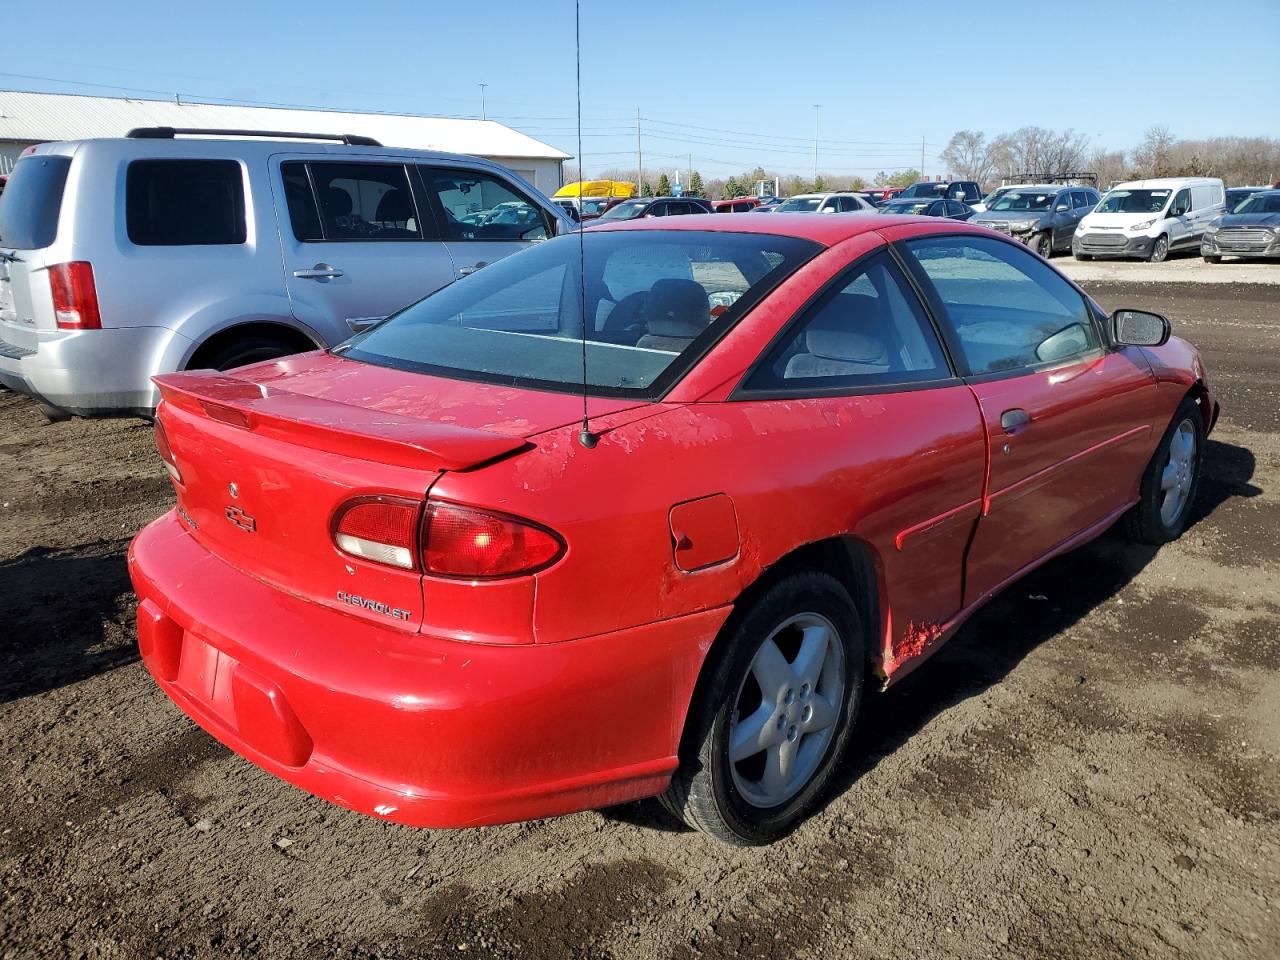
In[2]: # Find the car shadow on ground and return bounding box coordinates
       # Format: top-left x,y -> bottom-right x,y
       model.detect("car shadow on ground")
0,538 -> 139,703
601,436 -> 1259,834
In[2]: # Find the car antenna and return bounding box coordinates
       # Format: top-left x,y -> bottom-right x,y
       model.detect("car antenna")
574,0 -> 598,449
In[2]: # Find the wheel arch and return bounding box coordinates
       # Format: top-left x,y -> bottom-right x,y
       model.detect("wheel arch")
184,320 -> 322,371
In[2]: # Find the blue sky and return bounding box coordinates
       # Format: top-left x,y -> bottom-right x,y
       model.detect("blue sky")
4,0 -> 1278,179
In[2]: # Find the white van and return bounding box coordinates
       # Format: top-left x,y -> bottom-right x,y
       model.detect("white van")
1072,177 -> 1225,262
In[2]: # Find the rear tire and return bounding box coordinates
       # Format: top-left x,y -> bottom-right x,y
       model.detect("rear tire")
661,570 -> 865,845
1148,234 -> 1170,263
193,335 -> 304,372
1120,396 -> 1204,545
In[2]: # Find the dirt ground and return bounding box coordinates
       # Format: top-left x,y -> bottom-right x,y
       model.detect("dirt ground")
1,278 -> 1277,960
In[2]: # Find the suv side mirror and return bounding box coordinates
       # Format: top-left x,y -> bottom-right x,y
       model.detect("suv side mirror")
1112,309 -> 1171,347
1055,202 -> 1070,211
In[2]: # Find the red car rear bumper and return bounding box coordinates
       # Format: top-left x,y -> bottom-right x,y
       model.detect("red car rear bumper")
128,513 -> 728,828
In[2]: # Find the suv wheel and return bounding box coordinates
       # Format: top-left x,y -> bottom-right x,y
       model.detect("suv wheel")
661,570 -> 865,845
194,336 -> 305,372
1203,255 -> 1221,264
1148,234 -> 1170,263
1033,232 -> 1053,258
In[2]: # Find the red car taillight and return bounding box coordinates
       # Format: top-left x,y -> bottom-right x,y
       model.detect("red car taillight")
421,502 -> 564,579
332,497 -> 421,570
48,262 -> 102,330
331,498 -> 564,578
154,419 -> 182,484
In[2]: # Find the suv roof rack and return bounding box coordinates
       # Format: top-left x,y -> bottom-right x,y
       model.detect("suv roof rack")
1005,171 -> 1098,187
125,127 -> 382,147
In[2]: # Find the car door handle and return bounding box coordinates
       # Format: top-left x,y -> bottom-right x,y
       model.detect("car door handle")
457,261 -> 489,277
1000,408 -> 1031,433
293,263 -> 344,280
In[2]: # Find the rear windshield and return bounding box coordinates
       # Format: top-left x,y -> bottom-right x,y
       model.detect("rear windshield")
339,230 -> 819,399
882,201 -> 932,215
900,183 -> 947,198
1094,189 -> 1171,214
596,200 -> 648,221
0,155 -> 72,250
774,197 -> 822,213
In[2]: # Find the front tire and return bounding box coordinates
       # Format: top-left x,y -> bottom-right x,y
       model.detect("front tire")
1121,396 -> 1204,544
661,570 -> 865,845
1148,234 -> 1170,263
1032,232 -> 1053,258
1203,255 -> 1221,264
1075,252 -> 1093,261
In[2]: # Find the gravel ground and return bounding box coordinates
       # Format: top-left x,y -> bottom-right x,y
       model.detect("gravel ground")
1057,252 -> 1280,285
1,278 -> 1277,959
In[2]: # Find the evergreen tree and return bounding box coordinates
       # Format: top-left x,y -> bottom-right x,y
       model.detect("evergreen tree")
813,174 -> 827,192
723,176 -> 741,200
656,173 -> 671,196
688,171 -> 705,196
641,179 -> 655,197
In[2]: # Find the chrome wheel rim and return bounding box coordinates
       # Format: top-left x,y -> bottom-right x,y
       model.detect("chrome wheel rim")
1037,235 -> 1051,257
1160,418 -> 1197,526
1153,237 -> 1168,260
728,612 -> 846,809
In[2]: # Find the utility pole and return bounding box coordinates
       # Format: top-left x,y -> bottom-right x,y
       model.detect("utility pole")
636,108 -> 643,195
813,104 -> 821,184
479,83 -> 488,120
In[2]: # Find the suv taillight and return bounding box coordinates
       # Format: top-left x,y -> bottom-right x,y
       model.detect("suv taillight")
154,418 -> 182,484
333,497 -> 422,570
421,502 -> 564,579
48,262 -> 102,330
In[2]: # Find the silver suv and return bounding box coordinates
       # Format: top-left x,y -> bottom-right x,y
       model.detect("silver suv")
0,128 -> 574,417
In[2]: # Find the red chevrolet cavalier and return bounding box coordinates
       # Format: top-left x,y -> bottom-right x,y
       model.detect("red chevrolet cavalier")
129,213 -> 1216,844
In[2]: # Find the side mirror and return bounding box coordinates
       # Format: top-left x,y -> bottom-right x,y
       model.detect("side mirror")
1112,309 -> 1170,347
1055,203 -> 1070,212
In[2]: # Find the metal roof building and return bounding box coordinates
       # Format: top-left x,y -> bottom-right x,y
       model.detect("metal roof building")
0,90 -> 570,192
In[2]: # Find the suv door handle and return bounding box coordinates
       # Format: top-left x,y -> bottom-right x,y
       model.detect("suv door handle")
1000,408 -> 1031,433
293,263 -> 344,280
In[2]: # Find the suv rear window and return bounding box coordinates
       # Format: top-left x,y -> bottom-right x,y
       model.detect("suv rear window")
126,159 -> 246,246
0,155 -> 72,250
339,230 -> 819,398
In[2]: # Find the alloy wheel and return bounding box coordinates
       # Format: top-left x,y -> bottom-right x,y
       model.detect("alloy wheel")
728,612 -> 846,809
1160,418 -> 1197,526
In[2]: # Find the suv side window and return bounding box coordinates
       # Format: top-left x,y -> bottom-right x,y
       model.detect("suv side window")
820,197 -> 840,212
904,235 -> 1099,375
1070,190 -> 1089,209
422,167 -> 550,240
743,252 -> 950,391
126,159 -> 246,246
283,162 -> 425,241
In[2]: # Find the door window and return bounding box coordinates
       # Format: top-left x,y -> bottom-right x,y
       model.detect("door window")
126,159 -> 246,246
820,198 -> 840,212
743,252 -> 950,391
1071,190 -> 1090,209
1172,188 -> 1191,215
422,167 -> 549,241
282,162 -> 424,241
904,235 -> 1099,375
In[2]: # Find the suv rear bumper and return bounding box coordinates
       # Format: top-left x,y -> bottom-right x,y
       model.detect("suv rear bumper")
0,324 -> 191,416
128,513 -> 726,828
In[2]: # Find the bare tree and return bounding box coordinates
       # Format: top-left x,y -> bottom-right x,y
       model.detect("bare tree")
993,126 -> 1091,180
1088,148 -> 1128,189
1131,125 -> 1177,177
940,130 -> 1001,185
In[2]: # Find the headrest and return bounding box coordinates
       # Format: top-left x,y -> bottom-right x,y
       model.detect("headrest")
806,324 -> 889,364
323,186 -> 353,217
644,278 -> 710,338
375,188 -> 413,222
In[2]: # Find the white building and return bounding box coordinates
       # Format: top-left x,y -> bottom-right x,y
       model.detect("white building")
0,90 -> 570,193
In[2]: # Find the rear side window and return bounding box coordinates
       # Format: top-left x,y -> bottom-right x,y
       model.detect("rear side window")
126,160 -> 246,246
905,235 -> 1098,375
0,155 -> 72,250
744,252 -> 950,392
290,162 -> 424,242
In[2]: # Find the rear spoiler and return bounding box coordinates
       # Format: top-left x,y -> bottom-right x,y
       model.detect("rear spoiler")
153,372 -> 527,472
